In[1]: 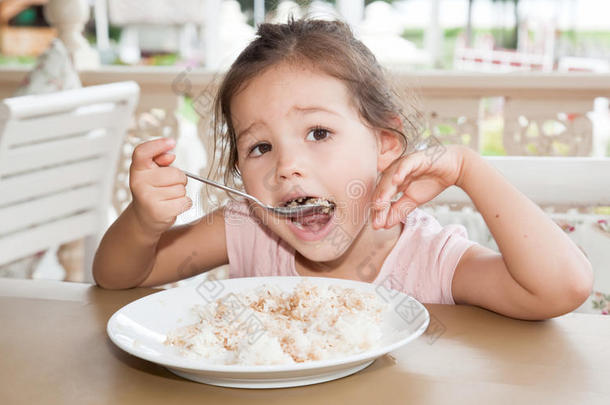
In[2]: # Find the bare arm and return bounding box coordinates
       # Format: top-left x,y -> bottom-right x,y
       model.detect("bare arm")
373,145 -> 593,320
92,137 -> 228,289
92,203 -> 228,289
451,148 -> 593,319
138,206 -> 228,288
92,202 -> 159,289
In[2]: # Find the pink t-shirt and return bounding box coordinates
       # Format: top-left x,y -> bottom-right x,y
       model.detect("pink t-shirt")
223,198 -> 477,304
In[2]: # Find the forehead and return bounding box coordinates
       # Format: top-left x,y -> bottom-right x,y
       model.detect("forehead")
230,63 -> 357,133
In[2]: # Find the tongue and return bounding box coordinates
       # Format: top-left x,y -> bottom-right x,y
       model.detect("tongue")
293,213 -> 330,226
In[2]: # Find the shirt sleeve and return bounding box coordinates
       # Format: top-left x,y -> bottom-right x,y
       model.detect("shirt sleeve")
402,209 -> 478,305
433,224 -> 478,304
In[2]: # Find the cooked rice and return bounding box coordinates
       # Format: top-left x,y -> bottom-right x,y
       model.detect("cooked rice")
165,280 -> 387,365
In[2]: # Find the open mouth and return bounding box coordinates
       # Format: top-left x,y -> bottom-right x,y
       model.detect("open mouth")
280,196 -> 336,234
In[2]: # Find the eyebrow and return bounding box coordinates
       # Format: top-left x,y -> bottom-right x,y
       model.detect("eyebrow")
236,121 -> 264,143
290,105 -> 341,117
236,105 -> 341,142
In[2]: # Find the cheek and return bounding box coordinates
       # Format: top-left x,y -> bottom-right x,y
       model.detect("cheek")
337,131 -> 378,170
329,167 -> 377,231
240,167 -> 278,205
241,175 -> 264,198
330,147 -> 378,199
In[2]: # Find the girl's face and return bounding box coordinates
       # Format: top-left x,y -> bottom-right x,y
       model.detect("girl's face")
231,62 -> 396,261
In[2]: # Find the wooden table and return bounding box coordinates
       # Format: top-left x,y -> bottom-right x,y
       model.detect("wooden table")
1,278 -> 609,404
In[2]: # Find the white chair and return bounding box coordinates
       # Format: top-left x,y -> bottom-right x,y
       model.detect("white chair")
0,81 -> 139,282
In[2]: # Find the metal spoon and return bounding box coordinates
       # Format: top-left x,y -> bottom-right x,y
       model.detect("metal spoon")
183,170 -> 334,218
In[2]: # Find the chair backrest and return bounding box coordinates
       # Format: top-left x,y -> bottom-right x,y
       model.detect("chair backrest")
0,81 -> 139,280
432,156 -> 610,208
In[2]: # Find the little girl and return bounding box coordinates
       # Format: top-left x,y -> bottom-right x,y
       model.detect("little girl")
93,19 -> 592,320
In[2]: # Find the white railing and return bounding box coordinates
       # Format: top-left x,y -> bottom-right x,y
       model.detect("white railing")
454,47 -> 552,72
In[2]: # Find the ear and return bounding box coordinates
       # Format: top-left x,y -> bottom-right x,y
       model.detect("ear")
376,116 -> 405,173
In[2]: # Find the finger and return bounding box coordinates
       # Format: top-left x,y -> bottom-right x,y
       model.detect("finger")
374,154 -> 424,214
373,154 -> 426,229
372,200 -> 391,229
372,155 -> 418,229
132,138 -> 176,170
149,167 -> 187,187
161,196 -> 193,215
371,182 -> 393,229
384,195 -> 417,228
374,153 -> 425,208
371,162 -> 403,229
373,161 -> 403,211
156,184 -> 187,201
392,152 -> 428,188
153,152 -> 176,167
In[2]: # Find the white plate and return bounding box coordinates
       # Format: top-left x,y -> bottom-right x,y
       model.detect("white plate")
107,276 -> 429,389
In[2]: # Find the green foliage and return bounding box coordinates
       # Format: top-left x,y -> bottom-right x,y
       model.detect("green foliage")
147,53 -> 179,66
0,54 -> 36,66
595,207 -> 610,215
444,27 -> 463,38
179,97 -> 201,124
559,30 -> 610,48
108,25 -> 122,43
13,8 -> 37,26
480,116 -> 506,156
401,28 -> 424,48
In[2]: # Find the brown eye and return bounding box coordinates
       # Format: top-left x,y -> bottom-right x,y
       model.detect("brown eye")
249,143 -> 272,157
306,127 -> 330,141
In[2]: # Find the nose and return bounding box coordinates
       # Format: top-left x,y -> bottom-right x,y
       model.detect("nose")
275,145 -> 304,181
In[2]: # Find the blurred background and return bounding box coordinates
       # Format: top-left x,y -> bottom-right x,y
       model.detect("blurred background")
0,1 -> 609,315
1,0 -> 609,71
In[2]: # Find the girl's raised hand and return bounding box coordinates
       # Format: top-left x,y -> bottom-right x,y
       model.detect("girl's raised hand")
129,138 -> 192,236
372,144 -> 470,229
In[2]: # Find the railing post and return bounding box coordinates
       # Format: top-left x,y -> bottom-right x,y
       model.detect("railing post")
203,0 -> 221,70
253,0 -> 265,27
425,0 -> 441,68
337,0 -> 364,28
94,0 -> 110,53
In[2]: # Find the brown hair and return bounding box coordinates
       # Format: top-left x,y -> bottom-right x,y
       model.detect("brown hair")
206,17 -> 422,197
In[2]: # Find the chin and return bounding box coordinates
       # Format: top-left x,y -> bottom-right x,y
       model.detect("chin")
295,242 -> 351,263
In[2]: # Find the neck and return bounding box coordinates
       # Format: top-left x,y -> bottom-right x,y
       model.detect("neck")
295,216 -> 403,282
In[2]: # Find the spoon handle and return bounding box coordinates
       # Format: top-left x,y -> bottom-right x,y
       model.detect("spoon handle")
183,170 -> 266,208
